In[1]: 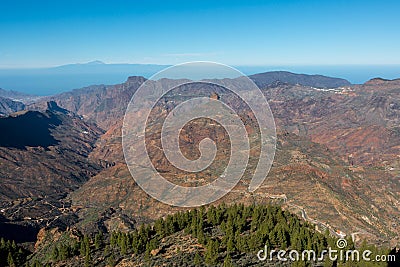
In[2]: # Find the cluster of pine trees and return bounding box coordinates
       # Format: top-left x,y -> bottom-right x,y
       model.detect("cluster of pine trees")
1,204 -> 394,266
0,237 -> 28,267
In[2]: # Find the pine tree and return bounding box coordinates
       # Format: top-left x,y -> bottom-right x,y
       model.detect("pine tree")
227,236 -> 235,253
154,218 -> 165,237
194,251 -> 202,266
197,228 -> 205,244
107,254 -> 116,267
59,245 -> 70,260
223,254 -> 233,267
205,239 -> 219,265
7,252 -> 15,267
120,234 -> 127,255
110,232 -> 117,248
51,246 -> 59,261
94,232 -> 103,249
11,241 -> 16,250
80,235 -> 90,256
84,245 -> 92,267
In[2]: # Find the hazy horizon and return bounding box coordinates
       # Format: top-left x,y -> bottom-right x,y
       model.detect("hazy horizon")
0,61 -> 399,95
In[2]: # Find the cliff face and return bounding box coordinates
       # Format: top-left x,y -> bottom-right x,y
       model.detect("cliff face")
0,102 -> 104,201
29,76 -> 146,130
0,96 -> 25,116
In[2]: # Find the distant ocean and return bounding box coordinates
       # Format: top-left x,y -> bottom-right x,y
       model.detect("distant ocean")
0,64 -> 399,96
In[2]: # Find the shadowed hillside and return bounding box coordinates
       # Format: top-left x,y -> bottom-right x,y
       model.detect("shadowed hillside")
0,111 -> 61,149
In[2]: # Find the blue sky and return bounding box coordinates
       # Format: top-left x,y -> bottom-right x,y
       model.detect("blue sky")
0,0 -> 399,68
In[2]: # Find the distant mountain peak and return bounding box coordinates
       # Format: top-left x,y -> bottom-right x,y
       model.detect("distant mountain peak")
126,76 -> 147,83
249,71 -> 351,88
85,60 -> 106,65
364,77 -> 400,86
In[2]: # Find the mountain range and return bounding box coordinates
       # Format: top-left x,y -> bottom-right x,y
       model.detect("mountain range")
0,70 -> 399,266
0,62 -> 357,96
